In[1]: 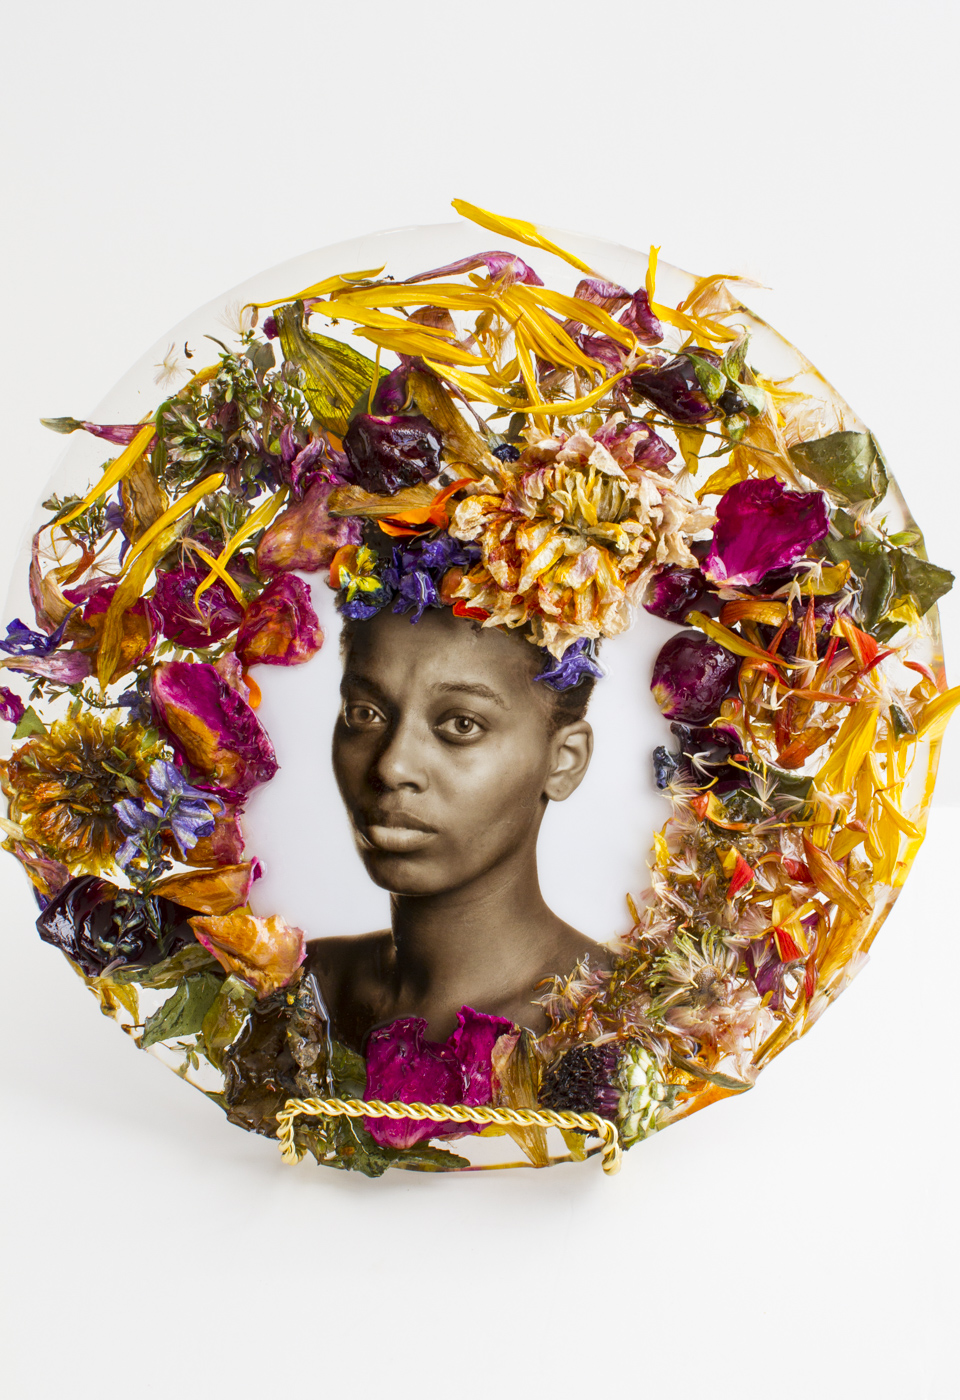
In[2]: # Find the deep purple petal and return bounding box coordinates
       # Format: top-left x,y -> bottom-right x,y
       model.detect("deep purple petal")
703,479 -> 830,587
535,638 -> 604,691
342,414 -> 442,496
643,566 -> 719,625
631,350 -> 720,424
618,289 -> 663,345
650,631 -> 740,723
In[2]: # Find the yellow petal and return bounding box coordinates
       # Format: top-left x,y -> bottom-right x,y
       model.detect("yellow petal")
57,423 -> 156,527
452,199 -> 595,275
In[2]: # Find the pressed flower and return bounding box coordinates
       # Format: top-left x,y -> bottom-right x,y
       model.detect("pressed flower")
235,575 -> 323,667
152,860 -> 262,915
379,534 -> 480,624
0,686 -> 25,724
450,424 -> 713,657
643,564 -> 719,625
703,478 -> 829,587
650,630 -> 740,723
3,714 -> 163,873
36,876 -> 198,975
152,564 -> 245,649
540,1042 -> 622,1119
74,583 -> 160,683
330,543 -> 390,620
256,480 -> 362,576
188,909 -> 305,998
149,661 -> 279,800
631,351 -> 723,424
113,758 -> 221,867
0,650 -> 93,684
342,413 -> 443,496
364,1006 -> 514,1149
535,637 -> 605,691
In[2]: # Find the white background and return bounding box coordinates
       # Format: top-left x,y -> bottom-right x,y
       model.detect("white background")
1,3 -> 958,1397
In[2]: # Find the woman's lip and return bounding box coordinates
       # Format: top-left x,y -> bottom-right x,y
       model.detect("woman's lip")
361,824 -> 438,853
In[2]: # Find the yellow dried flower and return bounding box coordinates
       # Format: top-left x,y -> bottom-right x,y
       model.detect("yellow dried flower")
2,713 -> 163,873
450,426 -> 714,657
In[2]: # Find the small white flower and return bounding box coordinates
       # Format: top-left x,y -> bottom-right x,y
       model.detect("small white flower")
154,342 -> 189,388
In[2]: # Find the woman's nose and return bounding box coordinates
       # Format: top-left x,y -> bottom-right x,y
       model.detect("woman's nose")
372,717 -> 427,791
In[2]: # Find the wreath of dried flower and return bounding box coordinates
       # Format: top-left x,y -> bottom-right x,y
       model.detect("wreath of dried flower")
3,203 -> 957,1176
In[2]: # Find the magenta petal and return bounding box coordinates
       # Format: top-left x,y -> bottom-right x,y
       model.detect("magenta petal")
364,1018 -> 464,1148
703,479 -> 830,587
363,1005 -> 515,1148
447,1006 -> 515,1106
235,575 -> 324,667
152,566 -> 244,649
149,661 -> 278,800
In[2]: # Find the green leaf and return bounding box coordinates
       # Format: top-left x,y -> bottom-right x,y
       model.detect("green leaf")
140,971 -> 222,1049
687,352 -> 725,404
892,550 -> 954,616
114,942 -> 219,988
822,536 -> 895,630
200,974 -> 257,1069
789,430 -> 889,504
273,301 -> 384,437
12,706 -> 47,739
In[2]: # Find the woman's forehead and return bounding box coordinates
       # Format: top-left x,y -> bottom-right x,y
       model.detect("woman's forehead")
341,609 -> 542,703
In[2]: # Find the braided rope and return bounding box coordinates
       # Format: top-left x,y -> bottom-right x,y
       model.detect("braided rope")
276,1097 -> 622,1175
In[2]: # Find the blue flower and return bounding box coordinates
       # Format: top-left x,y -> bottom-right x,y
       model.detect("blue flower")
381,535 -> 480,624
0,610 -> 76,657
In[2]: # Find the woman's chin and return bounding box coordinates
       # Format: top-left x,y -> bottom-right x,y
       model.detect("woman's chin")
359,849 -> 448,897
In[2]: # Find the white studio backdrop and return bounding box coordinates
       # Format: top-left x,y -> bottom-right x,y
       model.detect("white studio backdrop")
1,3 -> 958,1399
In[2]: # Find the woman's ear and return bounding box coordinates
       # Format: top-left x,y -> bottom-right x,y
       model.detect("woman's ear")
543,721 -> 593,802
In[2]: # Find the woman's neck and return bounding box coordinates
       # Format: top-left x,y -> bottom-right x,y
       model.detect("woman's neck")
385,842 -> 592,1037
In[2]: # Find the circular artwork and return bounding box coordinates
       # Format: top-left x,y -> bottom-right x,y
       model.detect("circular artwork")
2,204 -> 956,1176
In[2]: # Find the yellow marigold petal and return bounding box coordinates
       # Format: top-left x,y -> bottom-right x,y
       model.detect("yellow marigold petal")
452,199 -> 595,275
57,423 -> 156,527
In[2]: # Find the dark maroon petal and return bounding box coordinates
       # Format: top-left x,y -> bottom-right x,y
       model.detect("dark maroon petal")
650,630 -> 740,723
631,350 -> 720,424
644,566 -> 719,624
150,661 -> 278,800
235,575 -> 323,667
703,479 -> 830,587
342,413 -> 442,495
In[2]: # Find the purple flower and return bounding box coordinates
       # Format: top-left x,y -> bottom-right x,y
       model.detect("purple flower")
0,612 -> 74,656
342,413 -> 442,495
618,288 -> 663,345
150,661 -> 279,801
535,638 -> 605,691
235,575 -> 324,667
114,759 -> 222,867
380,535 -> 480,624
541,1043 -> 622,1119
651,630 -> 740,723
256,479 -> 363,576
402,251 -> 544,287
152,565 -> 245,650
666,722 -> 749,794
0,686 -> 25,724
364,1005 -> 514,1149
703,479 -> 830,588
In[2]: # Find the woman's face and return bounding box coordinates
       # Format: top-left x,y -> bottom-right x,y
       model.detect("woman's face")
333,608 -> 591,898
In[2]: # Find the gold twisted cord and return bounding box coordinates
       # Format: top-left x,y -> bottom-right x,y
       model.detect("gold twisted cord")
276,1097 -> 622,1175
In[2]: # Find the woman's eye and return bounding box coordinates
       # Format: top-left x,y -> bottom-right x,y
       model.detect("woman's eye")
344,703 -> 384,729
437,714 -> 484,740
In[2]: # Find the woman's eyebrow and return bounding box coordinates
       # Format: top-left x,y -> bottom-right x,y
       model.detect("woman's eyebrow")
432,681 -> 505,708
340,670 -> 389,701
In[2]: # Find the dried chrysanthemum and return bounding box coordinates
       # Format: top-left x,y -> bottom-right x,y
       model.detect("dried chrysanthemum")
450,425 -> 714,657
2,714 -> 164,873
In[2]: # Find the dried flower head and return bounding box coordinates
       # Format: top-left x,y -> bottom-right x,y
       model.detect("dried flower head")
2,713 -> 164,873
